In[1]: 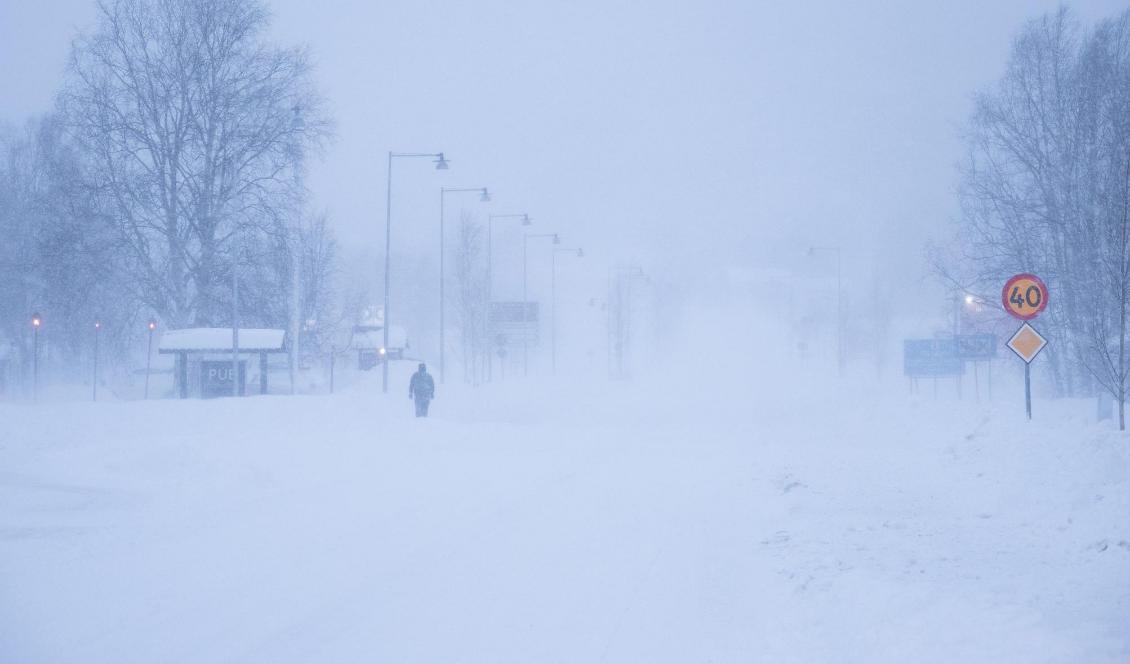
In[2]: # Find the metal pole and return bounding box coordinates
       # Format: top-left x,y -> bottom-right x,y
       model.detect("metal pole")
291,237 -> 299,395
522,233 -> 529,377
439,188 -> 446,385
382,151 -> 393,394
144,327 -> 153,399
551,249 -> 557,375
1025,362 -> 1032,420
93,324 -> 99,402
487,216 -> 493,383
330,345 -> 335,394
233,243 -> 240,398
33,326 -> 39,402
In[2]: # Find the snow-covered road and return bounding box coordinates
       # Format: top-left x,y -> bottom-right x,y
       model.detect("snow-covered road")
1,368 -> 1128,662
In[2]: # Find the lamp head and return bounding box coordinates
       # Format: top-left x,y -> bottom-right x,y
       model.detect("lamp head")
94,320 -> 101,330
31,313 -> 41,328
291,105 -> 305,130
434,153 -> 449,170
577,248 -> 585,258
521,214 -> 532,226
148,319 -> 157,331
479,188 -> 491,202
552,234 -> 561,245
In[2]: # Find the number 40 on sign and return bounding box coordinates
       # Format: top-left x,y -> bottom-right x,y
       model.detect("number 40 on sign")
1002,273 -> 1048,320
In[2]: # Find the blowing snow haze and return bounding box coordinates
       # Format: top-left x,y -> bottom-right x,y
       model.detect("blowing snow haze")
2,1 -> 1130,662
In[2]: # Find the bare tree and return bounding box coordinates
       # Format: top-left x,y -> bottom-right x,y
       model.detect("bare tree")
452,212 -> 489,384
59,0 -> 329,327
955,7 -> 1130,412
1075,12 -> 1130,429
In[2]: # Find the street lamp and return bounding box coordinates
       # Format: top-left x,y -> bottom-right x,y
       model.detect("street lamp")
440,186 -> 491,385
807,246 -> 843,376
145,319 -> 156,399
383,150 -> 448,393
93,320 -> 101,402
486,213 -> 532,381
551,247 -> 584,375
523,232 -> 560,376
31,312 -> 41,401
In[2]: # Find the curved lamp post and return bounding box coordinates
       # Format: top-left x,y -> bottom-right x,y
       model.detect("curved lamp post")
383,151 -> 448,393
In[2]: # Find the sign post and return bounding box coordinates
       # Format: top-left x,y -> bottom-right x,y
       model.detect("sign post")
1002,274 -> 1050,420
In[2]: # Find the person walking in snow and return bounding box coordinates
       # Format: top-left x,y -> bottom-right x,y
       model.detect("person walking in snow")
409,363 -> 435,418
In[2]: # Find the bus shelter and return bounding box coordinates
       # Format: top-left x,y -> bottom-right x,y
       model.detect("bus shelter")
158,328 -> 286,398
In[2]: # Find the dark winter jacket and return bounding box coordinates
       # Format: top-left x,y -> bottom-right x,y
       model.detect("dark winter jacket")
409,372 -> 435,401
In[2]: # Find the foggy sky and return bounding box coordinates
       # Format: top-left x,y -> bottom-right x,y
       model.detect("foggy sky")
3,0 -> 1127,305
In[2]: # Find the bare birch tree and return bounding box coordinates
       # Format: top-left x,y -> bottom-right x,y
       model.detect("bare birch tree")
955,7 -> 1130,411
453,212 -> 489,385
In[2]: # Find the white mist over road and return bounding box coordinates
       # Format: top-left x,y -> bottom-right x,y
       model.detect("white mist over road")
2,310 -> 1127,663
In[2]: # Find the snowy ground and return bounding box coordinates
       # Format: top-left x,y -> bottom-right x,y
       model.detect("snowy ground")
2,355 -> 1129,662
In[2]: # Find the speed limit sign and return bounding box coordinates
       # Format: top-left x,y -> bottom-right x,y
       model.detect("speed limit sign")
1002,273 -> 1049,320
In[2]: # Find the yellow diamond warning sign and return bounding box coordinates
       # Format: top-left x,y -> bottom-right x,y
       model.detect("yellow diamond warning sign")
1007,323 -> 1047,364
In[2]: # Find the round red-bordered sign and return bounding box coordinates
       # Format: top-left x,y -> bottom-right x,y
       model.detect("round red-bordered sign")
1001,273 -> 1049,320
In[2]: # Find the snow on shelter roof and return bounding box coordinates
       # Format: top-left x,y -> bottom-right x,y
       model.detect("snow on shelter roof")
158,328 -> 286,353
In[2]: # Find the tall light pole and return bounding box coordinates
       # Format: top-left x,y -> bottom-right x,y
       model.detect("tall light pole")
93,320 -> 100,402
31,312 -> 41,401
486,213 -> 531,381
523,232 -> 560,376
289,105 -> 305,396
440,186 -> 490,385
232,232 -> 241,398
551,247 -> 584,375
808,246 -> 843,376
145,319 -> 156,399
384,151 -> 448,394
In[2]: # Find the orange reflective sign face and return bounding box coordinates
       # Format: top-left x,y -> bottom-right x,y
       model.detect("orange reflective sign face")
1007,323 -> 1047,364
1002,273 -> 1049,320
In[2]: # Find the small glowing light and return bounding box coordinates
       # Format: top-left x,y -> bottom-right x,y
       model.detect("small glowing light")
965,295 -> 976,305
31,313 -> 41,328
95,321 -> 101,329
379,347 -> 387,355
148,320 -> 156,331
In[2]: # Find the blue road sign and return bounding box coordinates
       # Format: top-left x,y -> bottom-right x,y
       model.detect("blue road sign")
904,339 -> 964,377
